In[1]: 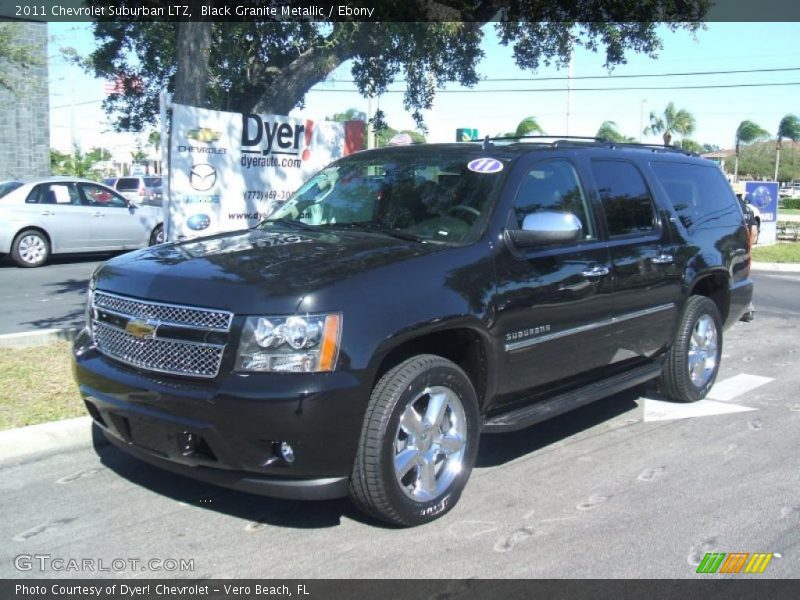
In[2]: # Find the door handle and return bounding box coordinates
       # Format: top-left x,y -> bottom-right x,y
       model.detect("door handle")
652,253 -> 674,265
40,210 -> 54,216
93,212 -> 104,217
581,265 -> 610,277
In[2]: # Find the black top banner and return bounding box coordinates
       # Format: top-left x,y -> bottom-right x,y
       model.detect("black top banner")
1,0 -> 799,22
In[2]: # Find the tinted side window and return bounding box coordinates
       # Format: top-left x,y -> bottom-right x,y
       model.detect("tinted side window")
513,160 -> 595,240
651,162 -> 741,231
591,160 -> 656,237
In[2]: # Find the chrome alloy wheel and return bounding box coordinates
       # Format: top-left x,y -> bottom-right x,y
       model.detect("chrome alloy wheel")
688,314 -> 718,388
393,385 -> 467,502
18,234 -> 46,265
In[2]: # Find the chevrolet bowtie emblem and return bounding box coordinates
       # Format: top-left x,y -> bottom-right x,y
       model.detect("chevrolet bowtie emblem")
125,318 -> 159,339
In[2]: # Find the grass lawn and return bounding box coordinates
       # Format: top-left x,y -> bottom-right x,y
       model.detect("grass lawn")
752,242 -> 800,263
781,208 -> 800,217
0,342 -> 84,430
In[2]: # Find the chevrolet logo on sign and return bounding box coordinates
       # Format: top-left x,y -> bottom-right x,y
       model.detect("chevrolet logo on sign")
125,318 -> 159,339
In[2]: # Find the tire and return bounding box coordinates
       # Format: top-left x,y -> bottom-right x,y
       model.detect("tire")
11,229 -> 49,268
349,354 -> 480,527
149,224 -> 164,246
659,296 -> 722,403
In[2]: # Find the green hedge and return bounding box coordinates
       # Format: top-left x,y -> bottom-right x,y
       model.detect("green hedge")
781,197 -> 800,210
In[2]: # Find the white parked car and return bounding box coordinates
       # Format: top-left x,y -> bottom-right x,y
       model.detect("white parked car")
0,177 -> 164,267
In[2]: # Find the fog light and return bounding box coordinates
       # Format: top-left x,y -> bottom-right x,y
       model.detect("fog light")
279,442 -> 295,463
179,431 -> 197,456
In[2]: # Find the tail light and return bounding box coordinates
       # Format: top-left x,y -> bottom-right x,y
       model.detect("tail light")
138,186 -> 145,197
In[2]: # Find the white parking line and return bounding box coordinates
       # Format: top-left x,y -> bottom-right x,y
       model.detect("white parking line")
642,373 -> 773,423
642,398 -> 757,423
706,373 -> 775,402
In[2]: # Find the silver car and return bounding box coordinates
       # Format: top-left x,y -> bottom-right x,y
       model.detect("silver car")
0,177 -> 164,267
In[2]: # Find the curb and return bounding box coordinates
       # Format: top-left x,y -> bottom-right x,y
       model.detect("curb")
0,327 -> 80,348
751,262 -> 800,273
0,416 -> 101,461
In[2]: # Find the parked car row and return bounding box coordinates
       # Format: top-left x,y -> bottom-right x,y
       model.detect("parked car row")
0,177 -> 164,267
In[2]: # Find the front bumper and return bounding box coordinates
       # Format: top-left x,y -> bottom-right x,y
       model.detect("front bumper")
72,330 -> 368,500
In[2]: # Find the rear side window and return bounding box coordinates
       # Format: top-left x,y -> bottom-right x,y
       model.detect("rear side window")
116,178 -> 139,191
27,183 -> 81,205
590,160 -> 656,237
651,162 -> 741,231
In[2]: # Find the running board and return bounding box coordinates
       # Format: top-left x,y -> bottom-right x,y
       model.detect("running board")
482,363 -> 663,433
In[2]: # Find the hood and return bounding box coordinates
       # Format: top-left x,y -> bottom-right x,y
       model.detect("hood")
94,226 -> 438,314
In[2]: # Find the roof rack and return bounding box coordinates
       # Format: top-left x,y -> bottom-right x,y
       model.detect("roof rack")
481,134 -> 694,156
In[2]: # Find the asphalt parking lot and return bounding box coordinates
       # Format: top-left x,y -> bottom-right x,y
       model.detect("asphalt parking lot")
0,262 -> 797,578
0,255 -> 109,335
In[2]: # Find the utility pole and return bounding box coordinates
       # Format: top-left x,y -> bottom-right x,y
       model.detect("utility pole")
566,50 -> 573,136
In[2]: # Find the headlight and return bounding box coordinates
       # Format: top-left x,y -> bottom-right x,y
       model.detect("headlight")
235,313 -> 341,373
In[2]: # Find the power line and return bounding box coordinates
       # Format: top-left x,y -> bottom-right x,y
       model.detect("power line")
326,66 -> 800,84
51,98 -> 104,109
311,81 -> 800,94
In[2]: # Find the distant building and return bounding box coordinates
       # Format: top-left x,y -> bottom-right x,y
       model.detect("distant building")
701,148 -> 735,170
0,22 -> 49,180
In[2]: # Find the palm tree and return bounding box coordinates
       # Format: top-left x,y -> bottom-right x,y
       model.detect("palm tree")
734,120 -> 770,182
775,114 -> 800,182
596,121 -> 636,143
500,116 -> 545,139
643,102 -> 696,146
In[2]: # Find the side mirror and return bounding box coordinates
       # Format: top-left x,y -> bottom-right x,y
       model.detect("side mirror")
508,210 -> 583,248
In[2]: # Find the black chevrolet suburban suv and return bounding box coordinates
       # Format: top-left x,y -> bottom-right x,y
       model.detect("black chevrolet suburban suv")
72,139 -> 754,526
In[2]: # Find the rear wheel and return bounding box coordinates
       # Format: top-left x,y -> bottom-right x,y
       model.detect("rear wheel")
11,230 -> 49,267
349,354 -> 479,526
659,296 -> 722,403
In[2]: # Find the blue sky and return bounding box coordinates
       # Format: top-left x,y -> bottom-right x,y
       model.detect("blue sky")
48,21 -> 800,154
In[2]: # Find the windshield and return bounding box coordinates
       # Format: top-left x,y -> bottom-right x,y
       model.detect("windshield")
262,148 -> 507,244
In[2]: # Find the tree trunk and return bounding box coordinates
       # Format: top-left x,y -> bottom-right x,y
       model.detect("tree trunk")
774,139 -> 781,182
734,155 -> 739,183
253,45 -> 352,115
173,13 -> 211,107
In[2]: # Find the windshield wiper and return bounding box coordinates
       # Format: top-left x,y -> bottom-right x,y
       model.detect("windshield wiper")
261,218 -> 323,232
332,222 -> 426,243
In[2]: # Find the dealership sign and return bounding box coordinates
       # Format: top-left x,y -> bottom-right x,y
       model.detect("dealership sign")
167,103 -> 364,241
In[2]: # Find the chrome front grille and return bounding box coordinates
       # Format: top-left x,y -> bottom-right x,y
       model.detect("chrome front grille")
93,291 -> 232,331
91,292 -> 233,378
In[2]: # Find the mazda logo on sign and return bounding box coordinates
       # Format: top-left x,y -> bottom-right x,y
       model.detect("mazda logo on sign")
190,163 -> 217,191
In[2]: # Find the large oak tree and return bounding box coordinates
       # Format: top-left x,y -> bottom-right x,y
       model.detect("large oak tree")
84,0 -> 710,132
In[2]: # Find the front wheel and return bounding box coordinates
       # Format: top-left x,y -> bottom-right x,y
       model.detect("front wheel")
659,296 -> 722,403
11,229 -> 50,267
149,224 -> 164,246
349,355 -> 479,527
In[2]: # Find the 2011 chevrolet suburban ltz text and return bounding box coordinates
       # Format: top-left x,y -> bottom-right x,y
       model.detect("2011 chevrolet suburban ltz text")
73,139 -> 754,526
